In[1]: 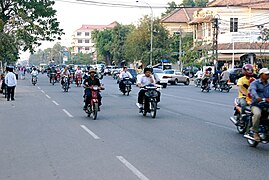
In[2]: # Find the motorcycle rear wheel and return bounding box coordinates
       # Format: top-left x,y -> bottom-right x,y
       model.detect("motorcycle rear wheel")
247,138 -> 259,147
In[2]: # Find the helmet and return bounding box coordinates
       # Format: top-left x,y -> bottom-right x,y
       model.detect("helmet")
242,64 -> 254,77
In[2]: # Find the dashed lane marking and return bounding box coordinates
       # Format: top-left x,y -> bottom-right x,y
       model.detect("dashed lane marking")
80,125 -> 100,139
62,109 -> 73,118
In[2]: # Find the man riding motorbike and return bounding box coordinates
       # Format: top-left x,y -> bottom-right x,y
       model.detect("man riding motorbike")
61,66 -> 70,86
31,67 -> 39,83
249,68 -> 269,141
201,67 -> 213,89
237,64 -> 255,115
83,69 -> 104,111
136,67 -> 160,112
119,66 -> 133,92
75,66 -> 83,85
49,66 -> 57,83
219,67 -> 230,87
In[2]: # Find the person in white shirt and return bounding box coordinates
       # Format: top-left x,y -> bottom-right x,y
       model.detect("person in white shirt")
4,66 -> 17,101
31,67 -> 39,82
75,66 -> 83,84
119,66 -> 133,91
136,67 -> 160,110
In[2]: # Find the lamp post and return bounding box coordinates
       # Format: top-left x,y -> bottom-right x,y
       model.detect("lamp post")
136,1 -> 153,66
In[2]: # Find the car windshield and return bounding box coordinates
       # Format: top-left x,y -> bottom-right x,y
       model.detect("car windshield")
164,70 -> 174,74
153,69 -> 164,73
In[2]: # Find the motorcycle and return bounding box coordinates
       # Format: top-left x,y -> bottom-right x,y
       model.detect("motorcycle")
50,73 -> 56,85
229,98 -> 251,134
201,78 -> 211,92
243,100 -> 269,147
32,75 -> 37,86
214,80 -> 232,92
194,77 -> 202,87
84,85 -> 102,120
137,85 -> 160,118
120,77 -> 132,96
76,74 -> 82,87
62,75 -> 70,92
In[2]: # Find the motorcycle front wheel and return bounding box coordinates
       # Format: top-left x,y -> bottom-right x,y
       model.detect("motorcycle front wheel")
150,101 -> 157,118
92,102 -> 98,120
247,138 -> 259,147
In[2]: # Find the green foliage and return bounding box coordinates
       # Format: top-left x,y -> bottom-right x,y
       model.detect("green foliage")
161,1 -> 178,17
0,32 -> 19,65
0,0 -> 64,64
195,0 -> 209,7
181,0 -> 195,7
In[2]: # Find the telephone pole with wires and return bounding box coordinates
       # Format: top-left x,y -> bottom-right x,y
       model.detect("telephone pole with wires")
212,17 -> 219,71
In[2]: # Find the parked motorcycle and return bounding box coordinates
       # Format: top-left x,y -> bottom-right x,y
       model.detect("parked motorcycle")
120,77 -> 132,96
32,75 -> 37,86
84,85 -> 102,120
137,85 -> 160,118
243,100 -> 269,147
62,75 -> 70,92
229,98 -> 251,134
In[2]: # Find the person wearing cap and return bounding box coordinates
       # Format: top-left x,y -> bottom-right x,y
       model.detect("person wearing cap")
136,67 -> 160,111
4,66 -> 17,101
83,69 -> 104,110
249,68 -> 269,141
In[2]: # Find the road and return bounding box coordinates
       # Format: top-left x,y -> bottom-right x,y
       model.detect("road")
0,74 -> 268,180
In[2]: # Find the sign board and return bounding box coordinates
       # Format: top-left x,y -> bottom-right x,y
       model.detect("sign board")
161,59 -> 168,63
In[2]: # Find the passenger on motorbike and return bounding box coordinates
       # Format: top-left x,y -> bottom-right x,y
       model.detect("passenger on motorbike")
60,66 -> 70,85
49,66 -> 57,83
201,67 -> 213,89
136,67 -> 161,112
249,68 -> 269,141
119,66 -> 133,91
31,67 -> 39,83
237,64 -> 255,114
83,69 -> 104,110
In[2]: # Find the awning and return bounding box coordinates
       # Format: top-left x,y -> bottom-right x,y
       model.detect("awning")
217,54 -> 243,61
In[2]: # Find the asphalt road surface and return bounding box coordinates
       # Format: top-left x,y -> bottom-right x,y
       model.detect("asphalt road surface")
0,74 -> 268,180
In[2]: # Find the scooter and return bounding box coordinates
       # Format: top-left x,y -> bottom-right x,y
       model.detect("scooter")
62,75 -> 70,92
120,77 -> 132,96
84,85 -> 103,120
32,75 -> 37,86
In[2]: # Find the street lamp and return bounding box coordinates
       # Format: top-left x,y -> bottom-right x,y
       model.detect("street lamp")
136,1 -> 153,66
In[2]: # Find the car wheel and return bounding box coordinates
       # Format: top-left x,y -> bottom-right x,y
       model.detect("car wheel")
189,73 -> 194,78
184,79 -> 190,85
174,79 -> 178,85
162,83 -> 167,88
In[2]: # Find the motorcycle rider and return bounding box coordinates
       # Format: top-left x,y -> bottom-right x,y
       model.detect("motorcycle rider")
31,67 -> 39,83
219,67 -> 230,88
237,64 -> 255,115
119,66 -> 133,92
136,67 -> 160,112
61,66 -> 70,86
49,66 -> 57,83
249,68 -> 269,141
201,67 -> 213,89
194,68 -> 203,86
83,69 -> 104,111
75,66 -> 83,84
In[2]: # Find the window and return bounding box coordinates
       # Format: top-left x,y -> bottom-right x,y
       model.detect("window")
230,18 -> 238,32
85,32 -> 90,36
85,39 -> 89,43
78,39 -> 82,43
85,47 -> 90,50
77,32 -> 81,36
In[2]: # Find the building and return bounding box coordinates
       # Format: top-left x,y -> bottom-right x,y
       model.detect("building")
71,22 -> 117,59
189,0 -> 269,68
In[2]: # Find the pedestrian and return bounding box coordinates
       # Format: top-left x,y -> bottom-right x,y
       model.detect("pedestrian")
4,66 -> 17,101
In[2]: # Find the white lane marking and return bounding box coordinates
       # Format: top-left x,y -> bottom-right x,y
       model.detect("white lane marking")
80,125 -> 100,139
62,109 -> 73,118
205,121 -> 234,131
162,93 -> 231,108
116,156 -> 149,180
37,86 -> 41,89
41,90 -> 45,93
45,94 -> 51,99
52,100 -> 59,106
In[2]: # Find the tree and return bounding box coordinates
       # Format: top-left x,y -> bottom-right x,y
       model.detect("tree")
0,0 -> 64,65
181,0 -> 195,7
161,1 -> 178,17
195,0 -> 209,7
0,32 -> 19,65
257,28 -> 269,66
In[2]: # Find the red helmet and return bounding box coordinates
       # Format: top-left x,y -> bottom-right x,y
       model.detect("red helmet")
242,64 -> 254,77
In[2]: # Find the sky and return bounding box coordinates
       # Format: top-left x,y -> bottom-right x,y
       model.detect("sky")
19,0 -> 182,60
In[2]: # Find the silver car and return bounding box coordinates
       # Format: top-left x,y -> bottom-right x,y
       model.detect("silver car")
163,69 -> 190,85
153,68 -> 168,88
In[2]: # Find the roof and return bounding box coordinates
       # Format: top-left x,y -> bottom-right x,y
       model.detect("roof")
161,8 -> 200,23
76,21 -> 118,31
208,0 -> 269,9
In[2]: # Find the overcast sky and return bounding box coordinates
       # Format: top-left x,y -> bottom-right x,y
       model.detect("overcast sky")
20,0 -> 182,60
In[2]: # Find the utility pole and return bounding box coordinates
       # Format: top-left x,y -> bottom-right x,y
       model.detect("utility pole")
212,17 -> 219,71
178,31 -> 182,71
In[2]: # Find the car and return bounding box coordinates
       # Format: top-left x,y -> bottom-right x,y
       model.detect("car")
228,68 -> 243,85
163,69 -> 190,85
182,66 -> 199,78
152,68 -> 168,88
